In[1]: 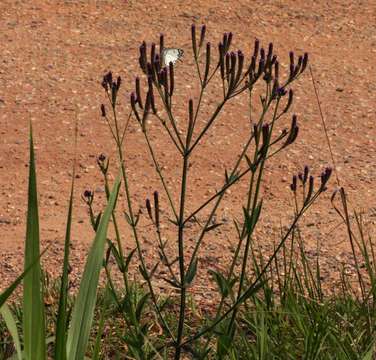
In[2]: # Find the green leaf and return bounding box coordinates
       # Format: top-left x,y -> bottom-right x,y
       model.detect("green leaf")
107,240 -> 124,272
124,248 -> 136,273
124,212 -> 132,225
139,265 -> 149,281
0,304 -> 22,360
54,172 -> 75,360
23,124 -> 46,360
204,222 -> 223,233
209,270 -> 232,297
242,200 -> 263,238
66,176 -> 121,360
93,212 -> 102,232
185,258 -> 198,286
136,293 -> 150,321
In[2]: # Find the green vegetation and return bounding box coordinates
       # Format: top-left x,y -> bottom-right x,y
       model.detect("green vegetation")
1,25 -> 375,359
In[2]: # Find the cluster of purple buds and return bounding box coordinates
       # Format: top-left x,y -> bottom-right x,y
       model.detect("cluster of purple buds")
320,167 -> 332,191
283,114 -> 299,147
289,51 -> 309,81
192,24 -> 211,85
82,189 -> 94,205
217,33 -> 250,95
97,153 -> 109,175
101,71 -> 121,108
290,166 -> 332,205
245,39 -> 270,90
191,24 -> 207,57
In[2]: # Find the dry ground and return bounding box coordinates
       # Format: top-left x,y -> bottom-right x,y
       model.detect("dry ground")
1,0 -> 376,303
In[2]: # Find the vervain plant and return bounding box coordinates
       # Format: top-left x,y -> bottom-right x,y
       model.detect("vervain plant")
94,25 -> 332,358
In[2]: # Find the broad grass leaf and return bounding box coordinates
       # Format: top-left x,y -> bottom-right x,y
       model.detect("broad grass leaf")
23,124 -> 46,360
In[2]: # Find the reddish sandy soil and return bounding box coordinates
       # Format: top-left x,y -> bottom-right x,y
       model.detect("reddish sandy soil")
1,1 -> 376,302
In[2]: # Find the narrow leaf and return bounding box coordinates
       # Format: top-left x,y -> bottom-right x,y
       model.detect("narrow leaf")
0,304 -> 22,360
66,177 -> 121,360
185,258 -> 198,286
54,172 -> 75,360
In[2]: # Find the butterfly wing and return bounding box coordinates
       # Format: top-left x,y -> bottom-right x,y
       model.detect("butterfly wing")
162,48 -> 184,67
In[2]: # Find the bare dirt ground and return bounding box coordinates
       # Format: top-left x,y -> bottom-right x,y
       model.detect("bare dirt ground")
1,1 -> 376,303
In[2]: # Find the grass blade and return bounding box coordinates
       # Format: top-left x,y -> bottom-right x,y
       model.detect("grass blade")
23,124 -> 46,360
0,304 -> 22,360
66,176 -> 121,360
54,176 -> 75,360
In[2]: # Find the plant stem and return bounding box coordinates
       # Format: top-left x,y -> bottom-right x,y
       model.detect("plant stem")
174,153 -> 190,360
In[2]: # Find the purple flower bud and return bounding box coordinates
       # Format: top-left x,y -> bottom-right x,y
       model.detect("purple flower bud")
100,104 -> 106,117
290,175 -> 297,192
135,77 -> 143,109
146,198 -> 153,220
150,43 -> 156,64
83,190 -> 92,198
303,165 -> 309,183
203,42 -> 211,84
139,42 -> 147,72
274,61 -> 279,80
283,89 -> 293,113
284,115 -> 299,146
105,71 -> 113,85
320,167 -> 332,189
130,92 -> 141,123
191,24 -> 197,56
250,55 -> 256,73
305,175 -> 314,204
199,24 -> 206,48
98,153 -> 106,162
154,191 -> 160,229
289,63 -> 295,80
116,76 -> 121,90
262,123 -> 270,148
222,33 -> 228,49
260,48 -> 265,61
169,62 -> 175,96
101,79 -> 108,91
289,51 -> 294,66
235,50 -> 244,85
277,87 -> 287,97
147,62 -> 155,81
111,82 -> 117,104
257,58 -> 265,78
227,32 -> 233,50
301,52 -> 309,73
219,42 -> 225,80
253,38 -> 260,59
225,52 -> 231,82
159,33 -> 164,57
154,54 -> 161,74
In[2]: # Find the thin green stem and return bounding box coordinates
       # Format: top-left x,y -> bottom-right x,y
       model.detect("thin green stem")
174,153 -> 190,360
110,99 -> 175,342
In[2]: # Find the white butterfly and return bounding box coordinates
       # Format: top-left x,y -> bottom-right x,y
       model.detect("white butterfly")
161,48 -> 184,67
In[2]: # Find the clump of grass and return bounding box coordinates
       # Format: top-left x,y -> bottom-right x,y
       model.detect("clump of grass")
0,25 -> 375,359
